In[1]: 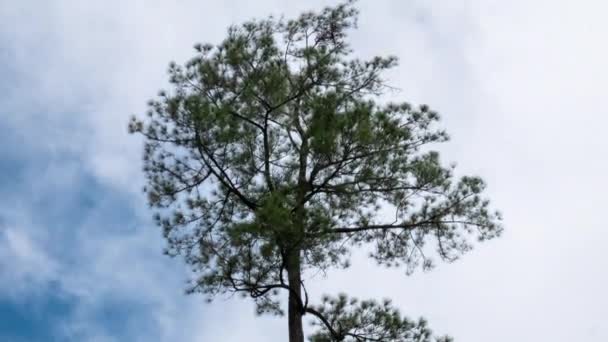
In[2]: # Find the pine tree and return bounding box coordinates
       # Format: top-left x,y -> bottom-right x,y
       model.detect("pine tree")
129,1 -> 502,341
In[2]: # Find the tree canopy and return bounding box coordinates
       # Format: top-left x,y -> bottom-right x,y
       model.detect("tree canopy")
129,1 -> 502,341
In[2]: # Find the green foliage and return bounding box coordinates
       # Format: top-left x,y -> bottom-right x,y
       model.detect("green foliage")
129,0 -> 502,340
308,294 -> 453,342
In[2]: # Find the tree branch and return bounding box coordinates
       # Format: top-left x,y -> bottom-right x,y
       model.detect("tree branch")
305,307 -> 342,339
329,220 -> 486,234
194,131 -> 258,210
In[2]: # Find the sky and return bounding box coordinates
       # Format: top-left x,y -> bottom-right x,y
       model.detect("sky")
1,0 -> 607,341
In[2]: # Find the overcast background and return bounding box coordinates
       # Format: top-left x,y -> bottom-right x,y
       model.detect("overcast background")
1,0 -> 607,341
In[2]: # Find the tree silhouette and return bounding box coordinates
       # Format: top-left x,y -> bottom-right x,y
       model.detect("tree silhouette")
129,1 -> 502,341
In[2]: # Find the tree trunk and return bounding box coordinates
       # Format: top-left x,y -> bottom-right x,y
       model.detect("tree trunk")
289,128 -> 308,342
287,250 -> 304,342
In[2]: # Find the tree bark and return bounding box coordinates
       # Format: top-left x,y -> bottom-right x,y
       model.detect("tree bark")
287,250 -> 304,342
289,107 -> 307,342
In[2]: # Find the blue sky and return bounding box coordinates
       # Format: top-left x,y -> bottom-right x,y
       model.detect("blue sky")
0,119 -> 170,341
1,0 -> 608,341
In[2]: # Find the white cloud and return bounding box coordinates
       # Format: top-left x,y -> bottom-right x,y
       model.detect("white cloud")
2,0 -> 608,341
0,226 -> 59,296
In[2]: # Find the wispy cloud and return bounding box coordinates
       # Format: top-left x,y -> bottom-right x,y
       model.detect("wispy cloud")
1,0 -> 607,341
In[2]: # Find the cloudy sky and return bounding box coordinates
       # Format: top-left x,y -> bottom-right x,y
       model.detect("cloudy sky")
1,0 -> 607,341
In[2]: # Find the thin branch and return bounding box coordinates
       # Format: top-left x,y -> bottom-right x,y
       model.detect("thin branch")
329,220 -> 486,234
194,131 -> 258,210
305,307 -> 342,339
